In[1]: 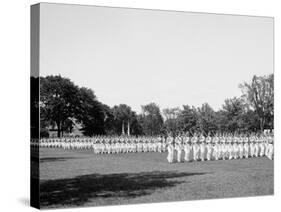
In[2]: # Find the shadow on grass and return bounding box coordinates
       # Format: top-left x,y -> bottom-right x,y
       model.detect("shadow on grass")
40,171 -> 208,207
40,157 -> 78,163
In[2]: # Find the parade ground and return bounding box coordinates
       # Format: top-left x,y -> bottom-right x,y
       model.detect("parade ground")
39,148 -> 274,209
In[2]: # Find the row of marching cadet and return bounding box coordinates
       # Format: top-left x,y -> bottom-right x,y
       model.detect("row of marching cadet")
32,132 -> 274,162
166,132 -> 274,163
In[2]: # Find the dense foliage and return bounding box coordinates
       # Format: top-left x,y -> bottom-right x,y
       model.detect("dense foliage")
39,74 -> 274,137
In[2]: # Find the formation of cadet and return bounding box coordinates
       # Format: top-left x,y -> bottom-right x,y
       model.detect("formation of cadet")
36,135 -> 167,154
166,132 -> 274,163
34,131 -> 274,162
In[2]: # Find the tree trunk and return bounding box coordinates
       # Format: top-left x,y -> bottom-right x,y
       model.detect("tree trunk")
57,121 -> 61,138
260,117 -> 265,132
122,121 -> 125,135
127,121 -> 130,136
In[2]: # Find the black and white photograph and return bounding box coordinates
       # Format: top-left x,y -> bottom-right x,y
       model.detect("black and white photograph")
30,2 -> 274,209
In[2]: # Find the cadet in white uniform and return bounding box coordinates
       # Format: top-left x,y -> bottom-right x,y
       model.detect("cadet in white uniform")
231,136 -> 236,160
254,135 -> 260,157
265,133 -> 274,160
212,134 -> 220,160
221,135 -> 228,160
249,135 -> 255,158
175,134 -> 183,162
226,134 -> 234,160
243,135 -> 250,159
238,135 -> 244,159
206,133 -> 213,161
218,134 -> 223,160
199,133 -> 206,161
259,134 -> 266,157
192,133 -> 200,161
157,136 -> 162,153
167,134 -> 175,163
183,132 -> 192,162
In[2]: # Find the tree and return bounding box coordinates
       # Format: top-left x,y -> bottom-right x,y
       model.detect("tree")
76,87 -> 106,136
129,113 -> 143,135
216,97 -> 261,133
162,107 -> 182,134
215,110 -> 228,132
220,97 -> 245,132
196,103 -> 217,134
177,105 -> 198,133
102,104 -> 116,135
40,75 -> 107,137
140,103 -> 164,135
240,74 -> 274,131
239,110 -> 260,132
40,75 -> 80,137
110,104 -> 141,135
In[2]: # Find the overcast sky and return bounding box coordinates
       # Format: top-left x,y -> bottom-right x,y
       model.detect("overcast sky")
40,3 -> 273,113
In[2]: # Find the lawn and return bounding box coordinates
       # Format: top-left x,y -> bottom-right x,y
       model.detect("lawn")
39,148 -> 274,209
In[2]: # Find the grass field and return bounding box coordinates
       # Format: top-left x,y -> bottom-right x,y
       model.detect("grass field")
39,148 -> 273,209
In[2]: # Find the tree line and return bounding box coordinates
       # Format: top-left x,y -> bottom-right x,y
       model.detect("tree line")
37,74 -> 273,137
